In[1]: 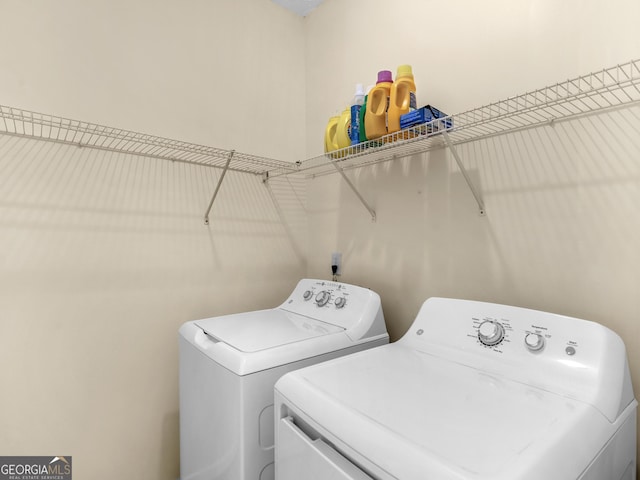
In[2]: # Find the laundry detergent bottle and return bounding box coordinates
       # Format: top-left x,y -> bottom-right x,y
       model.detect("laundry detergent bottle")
388,65 -> 417,134
324,115 -> 340,156
358,84 -> 374,143
350,84 -> 365,145
336,107 -> 351,152
364,70 -> 393,140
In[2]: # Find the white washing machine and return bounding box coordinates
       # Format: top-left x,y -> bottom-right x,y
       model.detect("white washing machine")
179,278 -> 388,480
275,297 -> 637,480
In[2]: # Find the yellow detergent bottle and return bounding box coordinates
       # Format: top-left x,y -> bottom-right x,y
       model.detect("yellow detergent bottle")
388,65 -> 417,135
324,115 -> 340,157
336,107 -> 351,152
364,70 -> 393,140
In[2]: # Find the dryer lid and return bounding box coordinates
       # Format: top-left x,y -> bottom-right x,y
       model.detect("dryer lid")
194,308 -> 344,353
276,344 -> 619,480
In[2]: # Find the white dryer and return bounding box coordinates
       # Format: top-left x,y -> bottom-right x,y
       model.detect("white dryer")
179,279 -> 388,480
275,297 -> 637,480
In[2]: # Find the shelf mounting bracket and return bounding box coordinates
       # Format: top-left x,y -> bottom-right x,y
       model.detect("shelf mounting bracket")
330,157 -> 376,222
262,172 -> 306,263
441,130 -> 486,216
204,150 -> 234,225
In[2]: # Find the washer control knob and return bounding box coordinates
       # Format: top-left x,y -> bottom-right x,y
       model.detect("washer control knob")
315,291 -> 330,307
478,320 -> 505,346
334,297 -> 346,309
303,290 -> 313,301
525,333 -> 545,352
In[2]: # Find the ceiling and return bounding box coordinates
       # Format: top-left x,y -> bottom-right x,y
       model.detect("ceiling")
270,0 -> 325,17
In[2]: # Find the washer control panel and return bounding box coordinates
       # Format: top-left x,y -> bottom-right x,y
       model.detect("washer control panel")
300,283 -> 349,310
279,279 -> 385,339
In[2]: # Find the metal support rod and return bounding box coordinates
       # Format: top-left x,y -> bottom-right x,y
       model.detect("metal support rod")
330,158 -> 376,222
262,173 -> 305,264
441,130 -> 486,216
204,150 -> 234,225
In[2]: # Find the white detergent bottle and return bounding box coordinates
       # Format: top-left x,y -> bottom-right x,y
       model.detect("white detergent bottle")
350,84 -> 365,145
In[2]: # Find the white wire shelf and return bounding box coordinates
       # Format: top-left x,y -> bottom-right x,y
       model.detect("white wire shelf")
4,59 -> 638,180
0,105 -> 297,176
289,58 -> 640,178
3,59 -> 639,222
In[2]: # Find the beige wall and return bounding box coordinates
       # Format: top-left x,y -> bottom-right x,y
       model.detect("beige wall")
2,0 -> 640,478
0,1 -> 306,479
0,0 -> 306,161
304,0 -> 640,475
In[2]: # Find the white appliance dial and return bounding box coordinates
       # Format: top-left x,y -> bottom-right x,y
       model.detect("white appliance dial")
334,297 -> 346,309
303,290 -> 313,301
525,332 -> 545,352
315,291 -> 330,307
478,320 -> 505,346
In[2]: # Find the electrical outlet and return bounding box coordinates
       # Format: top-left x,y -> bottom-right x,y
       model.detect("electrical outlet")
331,252 -> 342,276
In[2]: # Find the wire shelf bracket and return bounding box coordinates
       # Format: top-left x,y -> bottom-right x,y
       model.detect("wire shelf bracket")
262,172 -> 306,263
331,157 -> 376,222
204,150 -> 234,225
441,129 -> 486,216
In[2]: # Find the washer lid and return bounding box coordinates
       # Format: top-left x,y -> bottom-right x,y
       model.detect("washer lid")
194,308 -> 344,353
276,344 -> 620,480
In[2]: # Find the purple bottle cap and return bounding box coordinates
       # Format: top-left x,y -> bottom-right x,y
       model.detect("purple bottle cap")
376,70 -> 393,84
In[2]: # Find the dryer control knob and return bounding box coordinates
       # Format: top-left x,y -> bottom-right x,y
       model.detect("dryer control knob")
335,297 -> 346,309
315,291 -> 330,307
525,333 -> 545,352
478,320 -> 505,346
303,290 -> 313,301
